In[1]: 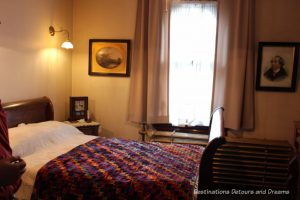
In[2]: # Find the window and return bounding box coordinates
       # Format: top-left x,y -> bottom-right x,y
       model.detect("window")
169,1 -> 217,126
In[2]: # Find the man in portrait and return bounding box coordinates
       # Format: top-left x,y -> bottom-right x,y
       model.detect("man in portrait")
264,55 -> 287,81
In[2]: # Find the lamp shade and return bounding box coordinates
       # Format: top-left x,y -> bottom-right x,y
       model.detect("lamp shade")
61,40 -> 73,49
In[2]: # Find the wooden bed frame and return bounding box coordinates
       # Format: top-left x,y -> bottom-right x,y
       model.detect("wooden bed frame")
2,97 -> 225,199
3,96 -> 54,128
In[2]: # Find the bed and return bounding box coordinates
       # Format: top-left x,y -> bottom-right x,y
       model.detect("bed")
3,97 -> 225,200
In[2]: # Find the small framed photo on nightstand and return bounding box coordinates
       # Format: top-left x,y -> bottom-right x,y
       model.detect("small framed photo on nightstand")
69,96 -> 88,121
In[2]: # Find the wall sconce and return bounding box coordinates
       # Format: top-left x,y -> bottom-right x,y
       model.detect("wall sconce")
49,25 -> 73,49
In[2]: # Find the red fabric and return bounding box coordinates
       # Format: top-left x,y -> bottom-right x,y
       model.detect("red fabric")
0,101 -> 12,159
0,100 -> 21,199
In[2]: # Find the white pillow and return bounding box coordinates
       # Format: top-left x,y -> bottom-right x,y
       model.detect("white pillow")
9,121 -> 83,157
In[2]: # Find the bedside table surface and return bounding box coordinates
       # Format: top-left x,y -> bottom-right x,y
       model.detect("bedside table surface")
64,121 -> 100,127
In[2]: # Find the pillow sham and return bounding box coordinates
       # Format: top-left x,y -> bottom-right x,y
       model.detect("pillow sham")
9,121 -> 83,157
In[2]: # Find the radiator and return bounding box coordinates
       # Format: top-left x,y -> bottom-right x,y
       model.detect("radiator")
149,131 -> 209,146
212,137 -> 298,192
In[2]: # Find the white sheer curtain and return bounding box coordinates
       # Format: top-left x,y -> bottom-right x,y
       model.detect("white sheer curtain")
169,1 -> 217,126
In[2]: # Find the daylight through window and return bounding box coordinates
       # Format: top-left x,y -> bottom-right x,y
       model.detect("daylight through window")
169,1 -> 217,126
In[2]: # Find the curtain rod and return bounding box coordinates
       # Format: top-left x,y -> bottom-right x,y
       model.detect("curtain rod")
171,0 -> 217,3
183,0 -> 217,1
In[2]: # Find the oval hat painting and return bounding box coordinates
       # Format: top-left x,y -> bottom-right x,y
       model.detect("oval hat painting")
96,47 -> 123,69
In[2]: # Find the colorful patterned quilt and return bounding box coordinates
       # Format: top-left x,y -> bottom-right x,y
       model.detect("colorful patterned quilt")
31,137 -> 203,200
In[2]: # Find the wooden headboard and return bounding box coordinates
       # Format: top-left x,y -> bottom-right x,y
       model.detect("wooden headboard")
2,96 -> 54,128
208,107 -> 225,142
197,107 -> 226,197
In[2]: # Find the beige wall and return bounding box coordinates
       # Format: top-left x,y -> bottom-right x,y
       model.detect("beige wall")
72,0 -> 300,142
244,0 -> 300,143
72,0 -> 139,139
0,0 -> 73,121
1,0 -> 299,143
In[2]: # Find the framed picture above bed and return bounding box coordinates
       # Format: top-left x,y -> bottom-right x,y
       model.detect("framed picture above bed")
69,96 -> 88,121
256,42 -> 299,92
88,39 -> 131,77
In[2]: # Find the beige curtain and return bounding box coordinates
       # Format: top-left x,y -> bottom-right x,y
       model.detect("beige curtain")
212,0 -> 255,130
128,0 -> 169,124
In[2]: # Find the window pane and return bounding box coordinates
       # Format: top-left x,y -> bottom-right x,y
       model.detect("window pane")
169,2 -> 217,126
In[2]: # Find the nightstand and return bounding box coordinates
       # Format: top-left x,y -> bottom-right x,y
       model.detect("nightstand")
64,121 -> 101,136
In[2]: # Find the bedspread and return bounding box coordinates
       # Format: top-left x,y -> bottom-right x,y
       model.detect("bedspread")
31,137 -> 203,200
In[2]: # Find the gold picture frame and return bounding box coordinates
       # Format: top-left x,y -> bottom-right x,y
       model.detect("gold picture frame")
88,39 -> 131,77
